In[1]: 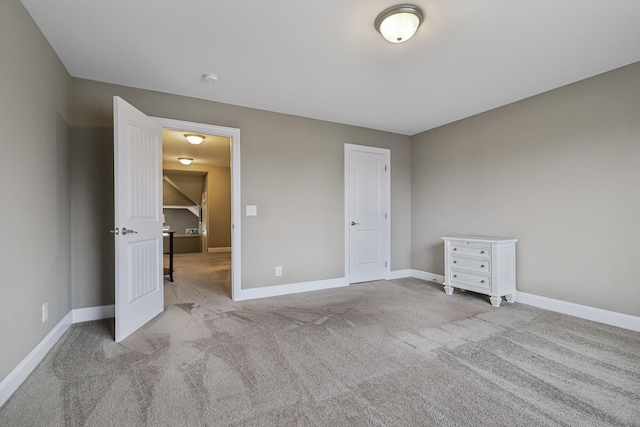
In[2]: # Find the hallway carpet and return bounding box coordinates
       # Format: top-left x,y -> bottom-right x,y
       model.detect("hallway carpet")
1,253 -> 639,426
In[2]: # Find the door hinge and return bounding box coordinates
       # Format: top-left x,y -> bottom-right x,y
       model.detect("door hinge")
385,261 -> 388,267
384,164 -> 388,171
385,213 -> 387,219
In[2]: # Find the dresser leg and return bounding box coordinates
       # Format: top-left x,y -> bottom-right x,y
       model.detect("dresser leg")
444,285 -> 454,295
505,293 -> 516,303
490,296 -> 502,307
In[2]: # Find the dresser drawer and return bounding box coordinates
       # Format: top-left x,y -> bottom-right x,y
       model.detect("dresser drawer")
450,271 -> 491,290
451,257 -> 490,273
451,245 -> 490,258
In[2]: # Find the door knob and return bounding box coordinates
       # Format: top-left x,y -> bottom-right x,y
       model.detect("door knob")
351,221 -> 360,226
109,228 -> 119,235
121,227 -> 138,235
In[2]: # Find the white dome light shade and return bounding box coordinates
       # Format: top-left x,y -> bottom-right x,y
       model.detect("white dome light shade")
178,157 -> 193,165
185,134 -> 204,145
379,12 -> 420,43
375,5 -> 424,43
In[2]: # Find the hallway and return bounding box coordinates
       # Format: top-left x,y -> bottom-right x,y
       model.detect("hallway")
164,252 -> 232,305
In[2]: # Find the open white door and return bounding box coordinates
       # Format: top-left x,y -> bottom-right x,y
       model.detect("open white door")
113,96 -> 163,342
345,144 -> 390,283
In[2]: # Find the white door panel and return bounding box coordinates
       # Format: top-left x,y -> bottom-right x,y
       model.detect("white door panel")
114,96 -> 163,342
356,161 -> 380,217
356,229 -> 380,264
346,145 -> 390,283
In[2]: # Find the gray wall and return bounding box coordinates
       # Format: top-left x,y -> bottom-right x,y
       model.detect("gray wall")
162,170 -> 204,240
0,0 -> 71,381
162,166 -> 232,249
411,61 -> 640,317
163,183 -> 195,206
165,236 -> 201,255
163,172 -> 204,205
206,166 -> 231,249
70,78 -> 412,305
162,209 -> 199,236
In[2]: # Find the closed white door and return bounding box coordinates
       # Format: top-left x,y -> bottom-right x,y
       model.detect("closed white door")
113,96 -> 163,342
346,144 -> 390,283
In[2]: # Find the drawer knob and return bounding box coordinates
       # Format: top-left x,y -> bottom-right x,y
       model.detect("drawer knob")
480,280 -> 485,283
453,261 -> 457,264
453,275 -> 457,278
480,251 -> 485,254
453,248 -> 457,251
480,264 -> 485,268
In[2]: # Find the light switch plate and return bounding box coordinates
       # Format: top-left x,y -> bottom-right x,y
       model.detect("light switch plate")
246,205 -> 257,216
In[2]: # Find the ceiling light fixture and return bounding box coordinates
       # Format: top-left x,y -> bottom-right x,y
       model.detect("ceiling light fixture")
374,4 -> 424,43
178,157 -> 193,165
184,134 -> 204,145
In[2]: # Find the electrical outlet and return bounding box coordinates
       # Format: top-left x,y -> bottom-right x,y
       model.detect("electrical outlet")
275,266 -> 282,277
42,303 -> 48,323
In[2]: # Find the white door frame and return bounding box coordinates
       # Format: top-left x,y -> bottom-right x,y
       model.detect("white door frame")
344,143 -> 391,283
152,117 -> 241,300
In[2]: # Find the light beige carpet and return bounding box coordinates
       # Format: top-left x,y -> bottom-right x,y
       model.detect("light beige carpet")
1,253 -> 639,426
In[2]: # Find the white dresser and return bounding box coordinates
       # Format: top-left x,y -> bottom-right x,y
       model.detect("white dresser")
442,236 -> 517,307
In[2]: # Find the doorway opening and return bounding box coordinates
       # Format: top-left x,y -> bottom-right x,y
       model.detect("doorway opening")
153,117 -> 241,301
161,130 -> 231,297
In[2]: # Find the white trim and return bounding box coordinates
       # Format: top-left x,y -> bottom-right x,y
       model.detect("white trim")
0,312 -> 73,408
411,269 -> 446,284
0,305 -> 118,408
151,117 -> 241,301
344,143 -> 391,284
233,278 -> 348,301
388,269 -> 412,280
207,247 -> 231,253
408,270 -> 640,332
72,305 -> 115,323
516,292 -> 640,332
344,146 -> 350,282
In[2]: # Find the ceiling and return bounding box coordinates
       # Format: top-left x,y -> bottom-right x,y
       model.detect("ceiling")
21,0 -> 640,136
162,130 -> 230,169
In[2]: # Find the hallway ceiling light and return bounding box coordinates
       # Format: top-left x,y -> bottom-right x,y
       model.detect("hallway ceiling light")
178,157 -> 193,165
185,134 -> 205,145
374,4 -> 424,43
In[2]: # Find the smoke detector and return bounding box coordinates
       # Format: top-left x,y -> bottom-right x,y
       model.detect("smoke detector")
203,73 -> 219,84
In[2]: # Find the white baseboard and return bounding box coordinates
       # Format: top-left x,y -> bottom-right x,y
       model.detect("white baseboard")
410,269 -> 445,285
234,277 -> 349,301
72,305 -> 115,323
388,269 -> 412,280
0,312 -> 73,408
208,247 -> 231,253
516,292 -> 640,332
408,272 -> 640,332
0,305 -> 116,408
